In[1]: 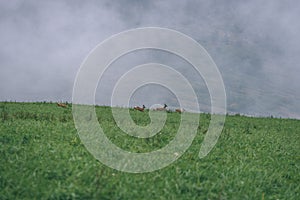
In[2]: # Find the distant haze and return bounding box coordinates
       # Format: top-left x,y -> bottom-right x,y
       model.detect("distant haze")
0,0 -> 299,118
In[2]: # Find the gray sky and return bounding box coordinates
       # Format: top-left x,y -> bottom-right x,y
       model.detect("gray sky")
0,0 -> 300,118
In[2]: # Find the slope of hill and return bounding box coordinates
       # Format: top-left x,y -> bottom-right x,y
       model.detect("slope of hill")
0,102 -> 299,199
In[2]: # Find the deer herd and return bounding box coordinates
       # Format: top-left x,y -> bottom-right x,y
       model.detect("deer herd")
134,103 -> 185,113
57,102 -> 184,113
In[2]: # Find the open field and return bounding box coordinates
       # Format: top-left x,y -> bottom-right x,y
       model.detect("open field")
0,102 -> 299,199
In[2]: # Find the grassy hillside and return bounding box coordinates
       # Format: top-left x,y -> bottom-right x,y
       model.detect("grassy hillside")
0,102 -> 299,199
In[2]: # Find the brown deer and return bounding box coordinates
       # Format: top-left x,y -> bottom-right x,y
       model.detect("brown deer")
57,103 -> 67,108
175,108 -> 184,113
156,104 -> 167,111
134,105 -> 145,112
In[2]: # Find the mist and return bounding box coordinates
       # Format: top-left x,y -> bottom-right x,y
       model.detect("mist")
0,0 -> 299,118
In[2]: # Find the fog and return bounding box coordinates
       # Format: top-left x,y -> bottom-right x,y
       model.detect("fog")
0,0 -> 299,118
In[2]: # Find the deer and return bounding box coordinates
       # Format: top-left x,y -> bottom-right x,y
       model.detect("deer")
156,104 -> 168,111
57,103 -> 67,108
134,105 -> 145,112
175,108 -> 184,113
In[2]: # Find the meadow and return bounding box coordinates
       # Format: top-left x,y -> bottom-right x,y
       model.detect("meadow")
0,102 -> 299,199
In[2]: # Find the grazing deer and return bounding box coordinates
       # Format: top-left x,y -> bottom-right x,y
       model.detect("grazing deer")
156,104 -> 168,111
57,103 -> 67,108
134,105 -> 145,112
175,108 -> 184,113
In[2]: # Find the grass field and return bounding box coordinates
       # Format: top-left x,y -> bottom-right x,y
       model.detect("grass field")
0,102 -> 299,199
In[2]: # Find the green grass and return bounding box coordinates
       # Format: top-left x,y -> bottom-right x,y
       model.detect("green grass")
0,102 -> 299,199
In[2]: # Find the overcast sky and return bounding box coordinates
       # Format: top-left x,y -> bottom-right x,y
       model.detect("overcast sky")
0,0 -> 299,118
